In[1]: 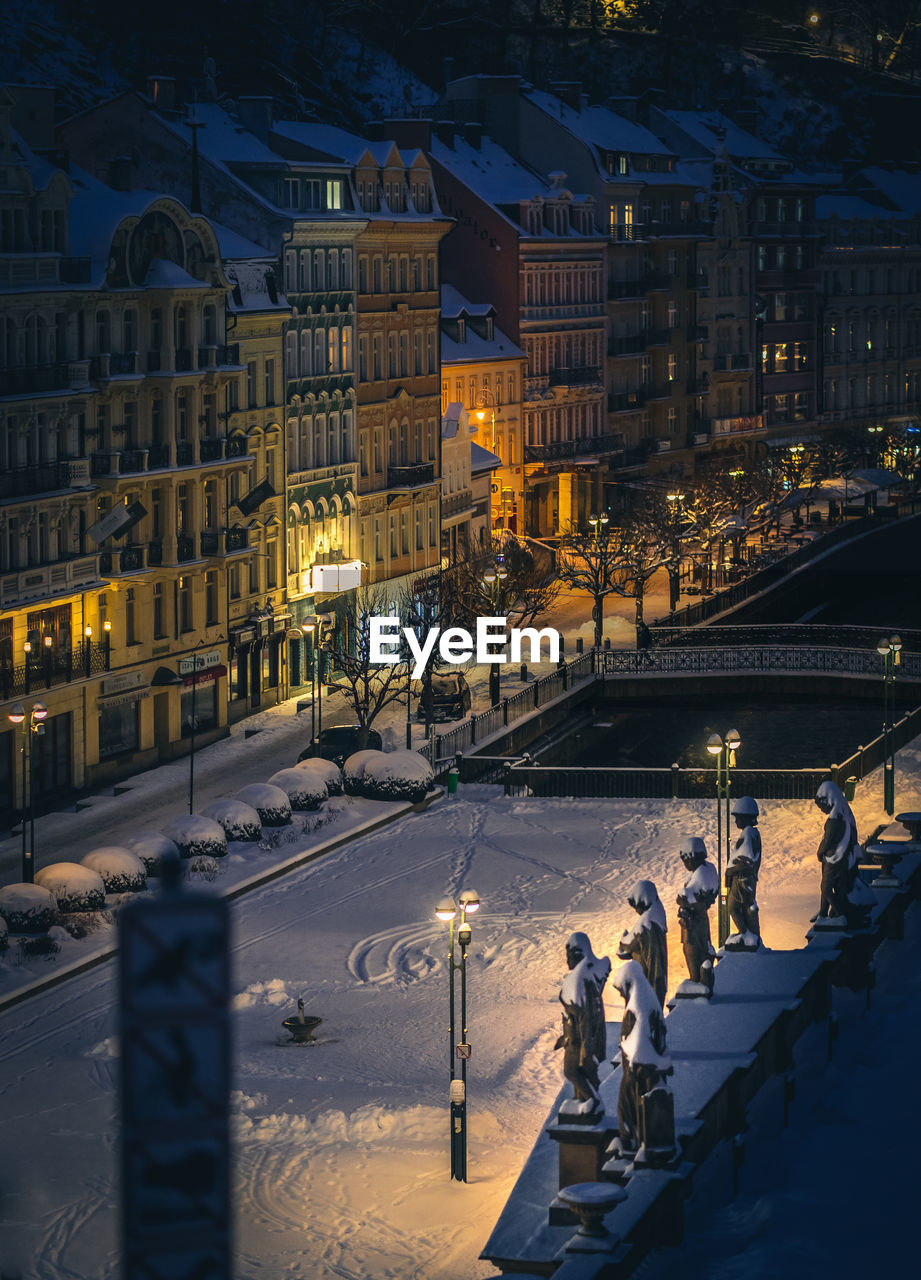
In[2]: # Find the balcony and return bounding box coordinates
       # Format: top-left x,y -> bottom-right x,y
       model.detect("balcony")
525,432 -> 624,464
175,347 -> 194,372
148,539 -> 163,566
0,461 -> 88,500
99,544 -> 147,575
0,553 -> 102,609
547,366 -> 604,388
200,530 -> 219,556
387,463 -> 435,490
199,437 -> 224,462
711,414 -> 765,436
91,449 -> 151,477
177,535 -> 195,562
609,334 -> 646,357
146,350 -> 161,372
712,353 -> 753,372
608,389 -> 647,412
609,224 -> 646,243
608,278 -> 650,300
225,527 -> 249,553
0,362 -> 92,398
91,352 -> 141,379
442,490 -> 474,518
0,638 -> 108,701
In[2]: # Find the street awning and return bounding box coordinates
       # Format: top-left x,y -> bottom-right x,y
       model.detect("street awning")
182,664 -> 227,688
97,686 -> 150,707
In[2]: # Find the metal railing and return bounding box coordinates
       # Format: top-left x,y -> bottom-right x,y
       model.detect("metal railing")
387,463 -> 435,489
596,643 -> 921,680
0,640 -> 108,700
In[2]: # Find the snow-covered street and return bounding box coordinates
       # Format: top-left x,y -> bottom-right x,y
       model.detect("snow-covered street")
0,735 -> 913,1280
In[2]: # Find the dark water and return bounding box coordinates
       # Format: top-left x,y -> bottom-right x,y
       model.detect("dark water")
541,696 -> 886,770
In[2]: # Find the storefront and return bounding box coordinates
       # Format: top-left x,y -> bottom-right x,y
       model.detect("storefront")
228,608 -> 290,718
179,650 -> 225,736
97,671 -> 151,760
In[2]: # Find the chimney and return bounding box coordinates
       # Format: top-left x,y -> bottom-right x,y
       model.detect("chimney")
549,81 -> 583,111
462,121 -> 482,149
606,96 -> 637,123
146,75 -> 176,113
434,119 -> 456,149
108,156 -> 132,191
237,95 -> 273,142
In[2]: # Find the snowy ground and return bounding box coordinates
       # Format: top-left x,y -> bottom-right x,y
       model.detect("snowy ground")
0,729 -> 915,1280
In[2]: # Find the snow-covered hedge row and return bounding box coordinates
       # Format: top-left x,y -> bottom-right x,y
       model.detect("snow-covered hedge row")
0,884 -> 58,933
360,750 -> 434,804
125,831 -> 181,875
161,815 -> 228,860
268,768 -> 326,811
0,912 -> 8,951
201,799 -> 263,843
295,757 -> 343,796
342,750 -> 384,797
236,783 -> 291,827
81,847 -> 147,894
35,863 -> 106,913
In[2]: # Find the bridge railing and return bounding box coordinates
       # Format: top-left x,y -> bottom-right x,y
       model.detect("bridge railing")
651,624 -> 921,651
597,645 -> 921,680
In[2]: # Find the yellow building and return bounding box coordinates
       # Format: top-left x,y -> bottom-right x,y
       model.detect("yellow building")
0,86 -> 288,822
440,286 -> 527,535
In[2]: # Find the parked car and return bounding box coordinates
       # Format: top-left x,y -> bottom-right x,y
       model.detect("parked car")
417,671 -> 471,722
297,725 -> 383,767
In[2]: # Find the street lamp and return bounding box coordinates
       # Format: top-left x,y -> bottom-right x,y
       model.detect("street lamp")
665,492 -> 686,611
435,888 -> 480,1182
706,727 -> 741,946
588,512 -> 609,541
301,619 -> 319,742
482,559 -> 508,706
877,635 -> 902,814
7,700 -> 48,882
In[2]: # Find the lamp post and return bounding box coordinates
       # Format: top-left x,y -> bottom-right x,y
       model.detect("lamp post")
7,700 -> 48,883
435,887 -> 480,1182
665,492 -> 686,611
103,618 -> 112,670
482,558 -> 508,706
877,635 -> 901,814
706,727 -> 741,946
301,620 -> 317,741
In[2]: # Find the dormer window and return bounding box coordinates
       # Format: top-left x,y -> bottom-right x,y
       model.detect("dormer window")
326,179 -> 343,210
283,178 -> 300,209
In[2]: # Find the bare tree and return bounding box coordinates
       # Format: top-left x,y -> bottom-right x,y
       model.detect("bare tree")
557,519 -> 626,646
334,584 -> 410,750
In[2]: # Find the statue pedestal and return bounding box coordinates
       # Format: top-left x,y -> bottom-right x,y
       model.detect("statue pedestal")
547,1114 -> 616,1215
722,931 -> 762,953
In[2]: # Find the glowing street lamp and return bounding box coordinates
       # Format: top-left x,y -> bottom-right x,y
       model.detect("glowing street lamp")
877,635 -> 902,814
706,727 -> 741,945
435,888 -> 481,1181
7,700 -> 48,882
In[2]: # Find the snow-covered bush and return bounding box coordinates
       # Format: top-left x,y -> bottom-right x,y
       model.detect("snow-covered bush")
161,815 -> 228,860
268,767 -> 326,811
187,855 -> 220,882
0,884 -> 58,933
235,783 -> 291,827
81,847 -> 147,894
343,750 -> 386,796
295,757 -> 343,796
124,831 -> 181,876
361,750 -> 435,804
0,913 -> 8,952
35,863 -> 106,914
201,799 -> 263,843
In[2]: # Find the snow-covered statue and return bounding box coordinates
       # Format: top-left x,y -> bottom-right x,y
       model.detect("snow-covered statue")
814,780 -> 874,929
724,796 -> 762,951
554,931 -> 612,1115
676,837 -> 718,994
610,960 -> 673,1162
617,880 -> 668,1008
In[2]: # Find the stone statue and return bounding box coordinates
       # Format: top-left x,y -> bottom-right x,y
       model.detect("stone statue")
611,960 -> 672,1161
814,780 -> 874,929
617,879 -> 668,1008
676,837 -> 718,989
554,931 -> 611,1114
724,796 -> 762,950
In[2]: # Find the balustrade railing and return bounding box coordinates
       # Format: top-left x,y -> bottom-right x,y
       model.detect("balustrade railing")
0,640 -> 108,700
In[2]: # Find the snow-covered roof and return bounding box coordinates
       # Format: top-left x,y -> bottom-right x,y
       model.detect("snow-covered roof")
213,220 -> 274,260
225,259 -> 289,314
525,88 -> 674,156
816,194 -> 891,221
431,134 -> 552,206
858,168 -> 921,216
272,121 -> 417,170
442,401 -> 466,439
440,285 -> 523,364
162,102 -> 281,166
441,284 -> 492,317
471,441 -> 502,473
144,257 -> 209,290
67,168 -> 172,275
665,110 -> 785,162
10,127 -> 60,190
